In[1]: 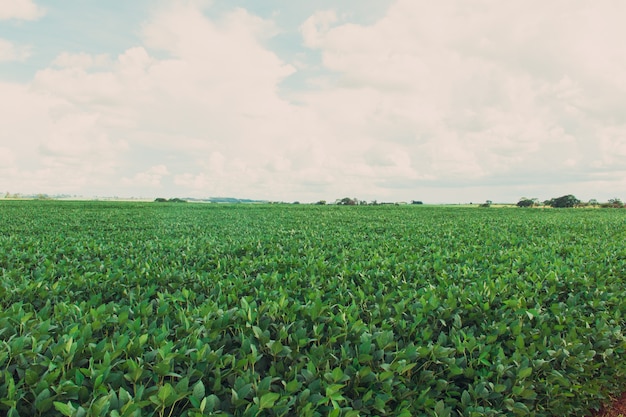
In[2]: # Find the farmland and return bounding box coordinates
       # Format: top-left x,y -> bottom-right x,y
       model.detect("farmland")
0,201 -> 625,416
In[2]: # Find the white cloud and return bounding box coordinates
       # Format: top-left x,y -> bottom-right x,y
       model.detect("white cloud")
174,173 -> 210,190
0,38 -> 30,61
2,1 -> 626,202
292,0 -> 626,200
0,147 -> 16,172
0,80 -> 128,195
123,165 -> 169,188
0,0 -> 45,20
300,10 -> 337,48
52,52 -> 112,69
1,3 -> 306,198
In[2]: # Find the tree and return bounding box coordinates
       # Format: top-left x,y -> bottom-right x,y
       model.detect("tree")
155,198 -> 187,203
549,194 -> 580,208
337,197 -> 357,206
607,198 -> 623,208
517,198 -> 535,208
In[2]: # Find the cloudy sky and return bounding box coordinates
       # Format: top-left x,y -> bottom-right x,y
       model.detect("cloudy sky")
1,0 -> 625,203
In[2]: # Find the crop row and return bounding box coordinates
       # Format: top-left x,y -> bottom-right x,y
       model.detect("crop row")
1,202 -> 625,416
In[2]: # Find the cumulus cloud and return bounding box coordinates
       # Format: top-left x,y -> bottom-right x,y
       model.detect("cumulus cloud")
123,165 -> 169,188
0,0 -> 45,20
294,0 -> 626,200
1,2 -> 308,199
2,1 -> 626,202
52,52 -> 112,69
0,147 -> 16,174
300,10 -> 337,48
0,38 -> 30,61
0,79 -> 128,194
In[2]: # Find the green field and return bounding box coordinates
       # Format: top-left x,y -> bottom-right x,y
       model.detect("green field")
1,201 -> 625,416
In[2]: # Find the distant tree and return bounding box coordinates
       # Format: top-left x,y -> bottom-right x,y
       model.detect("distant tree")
411,200 -> 424,205
588,199 -> 599,207
604,198 -> 624,208
517,198 -> 535,208
550,195 -> 580,208
315,200 -> 326,205
480,200 -> 492,208
292,201 -> 300,205
155,198 -> 187,203
337,197 -> 357,206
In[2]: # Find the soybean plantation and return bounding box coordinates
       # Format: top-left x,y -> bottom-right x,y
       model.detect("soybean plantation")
1,201 -> 625,417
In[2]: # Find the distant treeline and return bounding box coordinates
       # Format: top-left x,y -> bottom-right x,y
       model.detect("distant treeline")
154,198 -> 187,203
516,195 -> 624,208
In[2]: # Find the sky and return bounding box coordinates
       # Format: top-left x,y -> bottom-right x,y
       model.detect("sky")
1,0 -> 625,203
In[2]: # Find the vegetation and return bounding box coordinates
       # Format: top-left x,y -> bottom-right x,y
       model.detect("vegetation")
545,195 -> 581,208
335,198 -> 359,206
154,198 -> 187,203
516,198 -> 537,208
1,201 -> 625,416
602,199 -> 624,209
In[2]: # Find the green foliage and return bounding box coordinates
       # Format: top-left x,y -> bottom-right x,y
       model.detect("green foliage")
336,197 -> 358,205
1,201 -> 625,416
154,198 -> 187,203
517,198 -> 535,208
602,198 -> 624,209
548,195 -> 580,208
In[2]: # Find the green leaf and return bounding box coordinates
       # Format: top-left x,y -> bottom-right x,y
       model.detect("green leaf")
192,380 -> 205,401
512,401 -> 530,415
54,401 -> 75,416
518,367 -> 532,379
259,392 -> 280,409
175,376 -> 190,394
461,390 -> 471,406
434,400 -> 450,417
331,367 -> 344,382
35,388 -> 53,413
448,363 -> 464,376
285,379 -> 300,393
203,395 -> 220,412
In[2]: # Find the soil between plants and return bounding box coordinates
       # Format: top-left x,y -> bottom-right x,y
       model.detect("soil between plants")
591,392 -> 626,417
